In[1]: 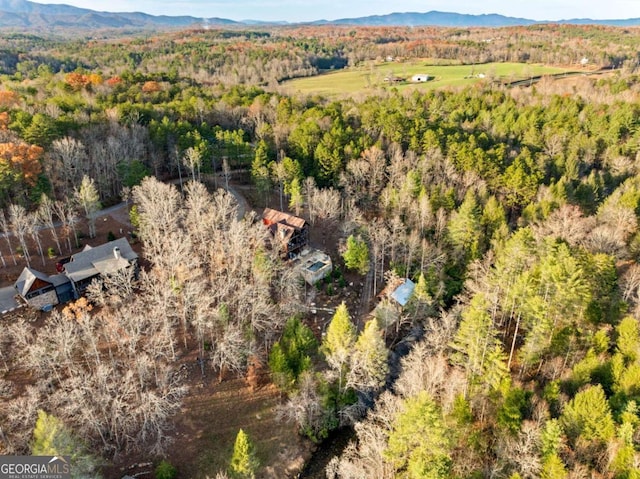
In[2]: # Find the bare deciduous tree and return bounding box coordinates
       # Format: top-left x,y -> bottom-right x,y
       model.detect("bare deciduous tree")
0,210 -> 17,266
49,136 -> 86,197
182,147 -> 202,182
8,204 -> 31,267
38,194 -> 62,257
27,211 -> 45,266
74,175 -> 101,239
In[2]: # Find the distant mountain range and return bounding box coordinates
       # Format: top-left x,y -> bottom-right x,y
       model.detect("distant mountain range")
0,0 -> 638,30
0,0 -> 239,29
318,11 -> 640,27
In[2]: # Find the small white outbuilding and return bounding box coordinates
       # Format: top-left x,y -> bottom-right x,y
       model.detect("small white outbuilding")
411,74 -> 431,82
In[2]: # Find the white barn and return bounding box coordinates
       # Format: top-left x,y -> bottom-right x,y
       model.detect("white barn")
411,74 -> 431,82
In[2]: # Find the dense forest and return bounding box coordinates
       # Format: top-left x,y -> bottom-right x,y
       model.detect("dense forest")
1,22 -> 640,479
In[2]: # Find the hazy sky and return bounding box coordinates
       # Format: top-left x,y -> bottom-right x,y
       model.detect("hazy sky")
39,0 -> 640,22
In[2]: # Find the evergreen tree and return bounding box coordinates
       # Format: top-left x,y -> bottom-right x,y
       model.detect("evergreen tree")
268,317 -> 317,392
229,429 -> 259,479
342,234 -> 369,275
251,140 -> 272,206
561,384 -> 615,444
322,302 -> 356,393
385,391 -> 451,479
447,190 -> 482,262
348,318 -> 388,394
288,176 -> 304,216
540,454 -> 568,479
32,410 -> 101,479
616,316 -> 639,363
451,293 -> 500,383
541,419 -> 564,458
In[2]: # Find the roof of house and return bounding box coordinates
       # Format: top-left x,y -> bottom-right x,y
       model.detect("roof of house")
15,267 -> 52,296
14,267 -> 71,296
390,278 -> 416,307
64,237 -> 137,283
262,208 -> 307,230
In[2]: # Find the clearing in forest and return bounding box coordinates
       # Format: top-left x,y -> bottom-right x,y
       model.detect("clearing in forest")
283,60 -> 576,96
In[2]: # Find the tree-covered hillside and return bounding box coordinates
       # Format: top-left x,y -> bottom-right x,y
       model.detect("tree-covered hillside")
0,24 -> 640,479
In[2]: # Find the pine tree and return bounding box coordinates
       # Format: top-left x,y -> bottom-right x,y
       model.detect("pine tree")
540,454 -> 568,479
385,391 -> 451,479
451,293 -> 500,383
342,234 -> 369,275
268,317 -> 317,392
348,318 -> 388,394
561,384 -> 615,444
616,316 -> 639,363
541,419 -> 564,458
447,190 -> 482,262
322,302 -> 356,393
251,140 -> 272,206
288,176 -> 304,216
229,429 -> 259,479
32,410 -> 101,479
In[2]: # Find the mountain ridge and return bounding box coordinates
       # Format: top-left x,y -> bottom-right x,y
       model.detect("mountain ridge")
0,1 -> 637,30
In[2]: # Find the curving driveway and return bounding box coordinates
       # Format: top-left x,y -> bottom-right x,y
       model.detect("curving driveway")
0,286 -> 22,315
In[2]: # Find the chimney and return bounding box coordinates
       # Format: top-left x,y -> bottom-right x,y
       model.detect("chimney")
113,246 -> 121,260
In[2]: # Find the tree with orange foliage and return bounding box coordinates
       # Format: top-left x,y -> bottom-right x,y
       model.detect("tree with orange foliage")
62,297 -> 93,322
0,112 -> 9,130
0,90 -> 19,108
0,142 -> 44,207
64,72 -> 90,90
105,76 -> 122,86
0,142 -> 43,185
141,80 -> 162,93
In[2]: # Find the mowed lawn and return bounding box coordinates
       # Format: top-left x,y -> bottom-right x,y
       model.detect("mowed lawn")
283,61 -> 575,97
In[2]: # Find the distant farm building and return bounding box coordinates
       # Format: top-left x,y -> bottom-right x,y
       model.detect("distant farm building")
383,75 -> 406,84
14,237 -> 138,309
411,74 -> 431,82
262,208 -> 309,258
294,248 -> 332,285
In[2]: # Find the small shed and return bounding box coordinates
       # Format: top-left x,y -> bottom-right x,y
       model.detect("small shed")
411,74 -> 431,82
390,279 -> 416,307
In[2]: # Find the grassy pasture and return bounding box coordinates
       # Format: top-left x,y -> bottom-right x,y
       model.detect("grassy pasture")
282,60 -> 575,97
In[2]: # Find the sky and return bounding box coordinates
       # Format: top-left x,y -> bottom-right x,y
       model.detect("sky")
39,0 -> 640,22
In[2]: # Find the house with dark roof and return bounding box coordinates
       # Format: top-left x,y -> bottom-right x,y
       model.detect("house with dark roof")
14,268 -> 74,309
14,237 -> 138,309
63,237 -> 138,295
262,208 -> 309,258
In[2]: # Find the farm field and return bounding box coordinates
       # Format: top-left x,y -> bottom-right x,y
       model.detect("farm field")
282,61 -> 577,96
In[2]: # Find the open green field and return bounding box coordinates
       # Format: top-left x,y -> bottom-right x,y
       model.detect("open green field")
282,61 -> 576,97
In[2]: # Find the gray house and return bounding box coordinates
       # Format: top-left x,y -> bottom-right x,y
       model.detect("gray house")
14,268 -> 74,309
14,237 -> 138,309
63,237 -> 138,296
